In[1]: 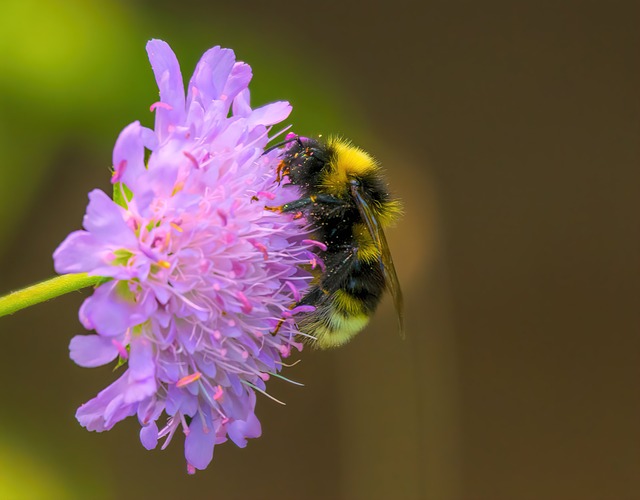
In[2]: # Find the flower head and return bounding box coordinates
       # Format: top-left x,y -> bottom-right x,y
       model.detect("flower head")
53,40 -> 314,472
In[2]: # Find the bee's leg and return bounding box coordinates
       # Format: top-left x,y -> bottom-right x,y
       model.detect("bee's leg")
271,316 -> 287,336
265,194 -> 343,214
270,300 -> 302,336
275,160 -> 289,183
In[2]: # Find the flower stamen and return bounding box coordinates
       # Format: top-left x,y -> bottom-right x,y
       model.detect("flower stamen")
213,385 -> 223,401
236,291 -> 253,314
176,372 -> 202,388
242,380 -> 286,406
302,239 -> 328,252
150,101 -> 173,112
183,151 -> 199,169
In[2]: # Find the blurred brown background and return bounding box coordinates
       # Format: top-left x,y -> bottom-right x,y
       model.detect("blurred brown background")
0,1 -> 638,499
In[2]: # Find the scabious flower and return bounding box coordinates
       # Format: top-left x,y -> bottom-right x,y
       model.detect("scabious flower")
53,39 -> 316,472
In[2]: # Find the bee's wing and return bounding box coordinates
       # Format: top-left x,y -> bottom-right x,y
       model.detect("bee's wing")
351,185 -> 405,337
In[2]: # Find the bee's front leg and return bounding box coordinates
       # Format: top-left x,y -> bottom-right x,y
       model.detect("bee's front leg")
265,194 -> 343,214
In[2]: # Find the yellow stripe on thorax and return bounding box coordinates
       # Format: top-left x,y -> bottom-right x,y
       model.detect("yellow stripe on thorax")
377,199 -> 403,226
320,137 -> 378,194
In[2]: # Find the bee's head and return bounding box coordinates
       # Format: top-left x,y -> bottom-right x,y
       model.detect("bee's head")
283,137 -> 329,188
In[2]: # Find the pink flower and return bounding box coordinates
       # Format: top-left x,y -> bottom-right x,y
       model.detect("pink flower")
54,40 -> 314,472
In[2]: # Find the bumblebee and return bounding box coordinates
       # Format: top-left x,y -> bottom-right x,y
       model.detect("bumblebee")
268,136 -> 404,348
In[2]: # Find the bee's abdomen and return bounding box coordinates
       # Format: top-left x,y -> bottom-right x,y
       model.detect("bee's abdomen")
297,299 -> 370,349
298,259 -> 385,349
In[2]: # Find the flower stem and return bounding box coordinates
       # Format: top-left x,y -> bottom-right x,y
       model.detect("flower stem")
0,273 -> 104,318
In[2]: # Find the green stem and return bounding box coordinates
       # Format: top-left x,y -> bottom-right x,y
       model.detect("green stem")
0,273 -> 104,318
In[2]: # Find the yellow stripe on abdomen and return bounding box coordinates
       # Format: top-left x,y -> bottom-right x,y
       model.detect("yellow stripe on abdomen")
312,314 -> 370,349
298,295 -> 370,349
334,289 -> 366,315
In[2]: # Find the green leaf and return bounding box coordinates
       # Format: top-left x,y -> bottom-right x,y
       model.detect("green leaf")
112,182 -> 132,208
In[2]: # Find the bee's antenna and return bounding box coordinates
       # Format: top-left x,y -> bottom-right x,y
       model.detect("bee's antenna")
263,136 -> 303,155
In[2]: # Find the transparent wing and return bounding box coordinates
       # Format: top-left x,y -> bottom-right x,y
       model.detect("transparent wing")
351,184 -> 405,337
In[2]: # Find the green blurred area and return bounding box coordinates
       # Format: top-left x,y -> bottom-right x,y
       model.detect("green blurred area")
0,0 -> 361,254
0,430 -> 109,500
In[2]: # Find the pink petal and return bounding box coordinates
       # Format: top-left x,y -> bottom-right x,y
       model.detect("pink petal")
248,101 -> 292,127
83,189 -> 138,247
79,281 -> 155,337
187,46 -> 236,106
146,39 -> 186,136
222,62 -> 252,105
123,336 -> 157,404
232,88 -> 252,117
140,422 -> 159,450
76,373 -> 136,432
69,334 -> 119,368
185,413 -> 216,471
112,121 -> 146,187
53,231 -> 111,275
227,412 -> 262,448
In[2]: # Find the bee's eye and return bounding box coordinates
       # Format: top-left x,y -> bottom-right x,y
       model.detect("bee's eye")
349,178 -> 360,187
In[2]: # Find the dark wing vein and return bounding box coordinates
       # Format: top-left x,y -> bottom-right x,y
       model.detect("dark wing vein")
351,185 -> 405,337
